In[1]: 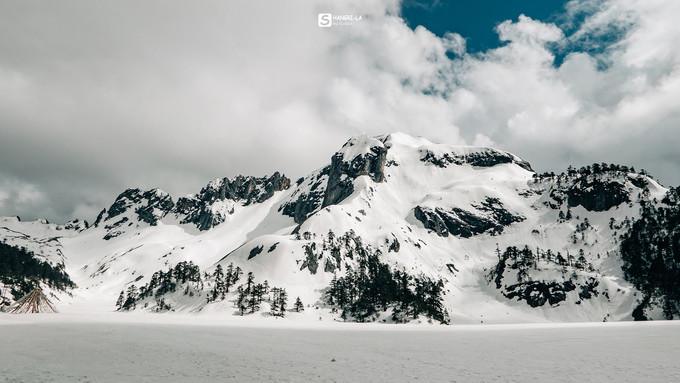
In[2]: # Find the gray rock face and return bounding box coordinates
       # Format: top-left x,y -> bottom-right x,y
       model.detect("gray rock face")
279,167 -> 330,224
545,170 -> 635,213
322,145 -> 388,208
103,188 -> 175,226
566,179 -> 630,212
420,148 -> 533,172
414,198 -> 524,238
300,243 -> 319,274
504,280 -> 576,307
96,173 -> 290,232
136,190 -> 175,226
58,219 -> 89,231
175,172 -> 291,231
106,188 -> 144,220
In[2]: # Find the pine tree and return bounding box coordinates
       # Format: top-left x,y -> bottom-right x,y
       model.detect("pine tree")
213,264 -> 224,281
294,297 -> 304,312
122,285 -> 138,310
115,290 -> 124,310
246,272 -> 254,293
278,289 -> 288,317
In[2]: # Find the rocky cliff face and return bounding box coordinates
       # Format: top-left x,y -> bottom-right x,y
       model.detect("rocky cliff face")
420,147 -> 533,171
566,178 -> 630,212
280,134 -> 389,224
175,172 -> 290,231
98,188 -> 175,230
414,197 -> 524,238
279,167 -> 330,224
322,144 -> 388,208
94,173 -> 290,234
540,166 -> 643,213
3,133 -> 676,324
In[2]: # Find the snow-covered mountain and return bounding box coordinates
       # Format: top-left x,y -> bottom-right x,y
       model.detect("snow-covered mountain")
1,132 -> 677,324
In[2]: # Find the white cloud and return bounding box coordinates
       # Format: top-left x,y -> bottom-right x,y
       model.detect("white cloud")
438,1 -> 680,178
0,177 -> 50,219
496,14 -> 564,44
1,0 -> 679,222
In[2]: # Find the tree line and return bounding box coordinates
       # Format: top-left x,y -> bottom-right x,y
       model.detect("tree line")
116,261 -> 304,317
0,242 -> 75,304
325,248 -> 449,324
620,187 -> 680,319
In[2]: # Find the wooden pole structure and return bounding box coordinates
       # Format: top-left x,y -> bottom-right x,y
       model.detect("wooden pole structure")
10,287 -> 58,314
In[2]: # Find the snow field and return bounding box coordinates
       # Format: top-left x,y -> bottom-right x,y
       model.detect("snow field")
0,318 -> 678,382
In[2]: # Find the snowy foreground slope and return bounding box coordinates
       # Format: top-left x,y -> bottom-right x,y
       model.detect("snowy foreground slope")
0,319 -> 679,383
1,132 -> 677,323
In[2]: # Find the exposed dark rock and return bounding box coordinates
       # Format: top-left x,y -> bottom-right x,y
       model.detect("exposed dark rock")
136,190 -> 175,226
567,179 -> 630,212
281,140 -> 388,224
104,216 -> 129,230
175,200 -> 232,232
93,209 -> 106,227
280,190 -> 325,224
578,278 -> 600,300
268,243 -> 279,253
504,280 -> 576,307
414,206 -> 450,237
103,230 -> 123,241
103,188 -> 175,227
322,145 -> 388,208
280,167 -> 330,224
414,198 -> 524,238
176,172 -> 290,230
192,172 -> 290,206
300,243 -> 319,274
248,245 -> 264,260
59,219 -> 89,231
106,189 -> 144,220
420,149 -> 533,172
388,238 -> 400,253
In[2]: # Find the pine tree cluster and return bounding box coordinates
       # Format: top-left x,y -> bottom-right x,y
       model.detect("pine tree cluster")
325,249 -> 449,324
206,263 -> 242,303
0,242 -> 75,305
117,261 -> 203,311
534,163 -> 641,182
488,245 -> 600,308
620,187 -> 680,319
116,261 -> 300,317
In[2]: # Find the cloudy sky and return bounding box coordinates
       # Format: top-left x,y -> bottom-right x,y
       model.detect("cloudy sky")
1,0 -> 679,223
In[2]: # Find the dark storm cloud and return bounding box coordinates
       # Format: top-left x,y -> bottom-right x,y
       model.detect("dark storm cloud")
1,0 -> 679,223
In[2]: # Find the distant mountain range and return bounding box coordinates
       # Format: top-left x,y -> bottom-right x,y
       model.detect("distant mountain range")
2,132 -> 678,323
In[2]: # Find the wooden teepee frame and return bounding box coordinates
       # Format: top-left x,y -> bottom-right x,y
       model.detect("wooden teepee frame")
10,287 -> 58,314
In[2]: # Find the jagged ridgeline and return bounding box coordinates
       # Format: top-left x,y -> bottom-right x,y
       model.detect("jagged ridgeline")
2,132 -> 679,324
94,172 -> 291,239
0,242 -> 75,309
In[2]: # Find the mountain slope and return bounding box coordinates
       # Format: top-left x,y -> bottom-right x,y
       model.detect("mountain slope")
0,132 -> 675,324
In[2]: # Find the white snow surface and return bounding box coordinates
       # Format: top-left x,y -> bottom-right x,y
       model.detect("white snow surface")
0,314 -> 678,382
0,132 -> 670,323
